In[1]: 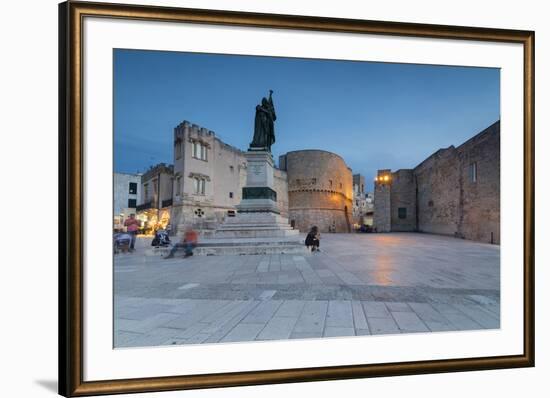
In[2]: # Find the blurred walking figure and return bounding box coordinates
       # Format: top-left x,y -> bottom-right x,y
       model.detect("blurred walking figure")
164,226 -> 199,259
305,226 -> 321,252
123,213 -> 139,252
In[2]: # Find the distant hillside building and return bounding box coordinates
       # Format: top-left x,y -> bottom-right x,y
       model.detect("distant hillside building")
352,173 -> 372,226
374,121 -> 500,244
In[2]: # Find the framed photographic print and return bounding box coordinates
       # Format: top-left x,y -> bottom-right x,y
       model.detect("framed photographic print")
59,1 -> 534,396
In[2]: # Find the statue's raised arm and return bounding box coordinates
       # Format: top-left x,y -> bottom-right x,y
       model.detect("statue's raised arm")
268,90 -> 276,121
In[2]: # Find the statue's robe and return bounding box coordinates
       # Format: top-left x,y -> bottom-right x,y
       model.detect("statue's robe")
251,99 -> 276,150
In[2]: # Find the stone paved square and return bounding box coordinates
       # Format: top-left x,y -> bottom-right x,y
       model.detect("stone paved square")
114,233 -> 500,348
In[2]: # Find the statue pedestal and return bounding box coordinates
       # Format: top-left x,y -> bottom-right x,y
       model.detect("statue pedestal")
236,151 -> 279,214
194,150 -> 307,256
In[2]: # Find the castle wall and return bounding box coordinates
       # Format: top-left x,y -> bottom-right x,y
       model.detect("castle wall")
456,122 -> 500,243
274,168 -> 289,218
374,121 -> 500,244
373,170 -> 391,232
415,147 -> 461,236
390,169 -> 417,232
281,150 -> 353,233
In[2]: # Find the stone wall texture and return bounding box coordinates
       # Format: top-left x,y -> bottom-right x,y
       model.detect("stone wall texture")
390,169 -> 418,232
374,121 -> 500,244
280,150 -> 353,233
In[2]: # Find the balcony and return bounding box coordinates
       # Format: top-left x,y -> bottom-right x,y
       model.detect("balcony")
136,201 -> 153,211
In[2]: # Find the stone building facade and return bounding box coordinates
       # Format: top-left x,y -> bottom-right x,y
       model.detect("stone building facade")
170,121 -> 288,235
137,163 -> 174,232
113,172 -> 141,231
373,121 -> 500,244
279,150 -> 353,233
352,173 -> 372,226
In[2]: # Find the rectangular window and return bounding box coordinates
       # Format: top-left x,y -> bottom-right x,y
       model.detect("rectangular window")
192,142 -> 208,161
129,182 -> 137,195
398,207 -> 407,219
175,141 -> 181,159
143,183 -> 148,200
176,177 -> 181,196
229,192 -> 233,199
469,162 -> 477,182
193,178 -> 206,195
128,198 -> 137,208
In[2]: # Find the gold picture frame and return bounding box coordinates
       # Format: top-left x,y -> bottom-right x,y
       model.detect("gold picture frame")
59,1 -> 535,396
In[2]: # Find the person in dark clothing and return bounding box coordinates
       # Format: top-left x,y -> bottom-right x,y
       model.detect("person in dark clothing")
305,226 -> 320,252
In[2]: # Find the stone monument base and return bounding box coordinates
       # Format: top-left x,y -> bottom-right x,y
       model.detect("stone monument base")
194,212 -> 307,255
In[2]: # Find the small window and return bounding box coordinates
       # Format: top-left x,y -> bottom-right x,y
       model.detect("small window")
175,141 -> 182,159
229,165 -> 234,172
176,177 -> 181,196
227,210 -> 236,217
192,141 -> 208,161
339,183 -> 343,189
129,182 -> 137,195
329,180 -> 333,188
193,178 -> 206,195
398,207 -> 407,219
128,199 -> 137,208
469,162 -> 477,183
229,192 -> 233,199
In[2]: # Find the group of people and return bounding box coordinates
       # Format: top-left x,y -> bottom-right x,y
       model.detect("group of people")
118,215 -> 322,256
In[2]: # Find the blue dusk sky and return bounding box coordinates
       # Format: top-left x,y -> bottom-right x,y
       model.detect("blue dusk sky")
114,49 -> 500,191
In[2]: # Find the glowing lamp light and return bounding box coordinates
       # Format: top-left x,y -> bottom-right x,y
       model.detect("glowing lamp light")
384,175 -> 389,181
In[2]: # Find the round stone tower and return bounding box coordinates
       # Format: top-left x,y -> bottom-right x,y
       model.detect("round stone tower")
279,150 -> 353,233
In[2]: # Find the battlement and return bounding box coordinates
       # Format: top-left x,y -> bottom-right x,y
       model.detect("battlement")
174,120 -> 216,141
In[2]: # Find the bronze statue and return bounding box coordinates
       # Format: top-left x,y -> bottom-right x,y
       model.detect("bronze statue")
250,90 -> 276,152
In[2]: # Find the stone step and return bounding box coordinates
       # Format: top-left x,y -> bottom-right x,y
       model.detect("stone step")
211,230 -> 299,238
218,224 -> 293,231
195,244 -> 309,256
199,238 -> 303,246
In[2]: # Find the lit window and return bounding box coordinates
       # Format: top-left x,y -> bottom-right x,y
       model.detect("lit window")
469,162 -> 477,183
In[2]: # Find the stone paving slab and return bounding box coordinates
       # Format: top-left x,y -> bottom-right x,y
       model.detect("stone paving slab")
114,233 -> 500,347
